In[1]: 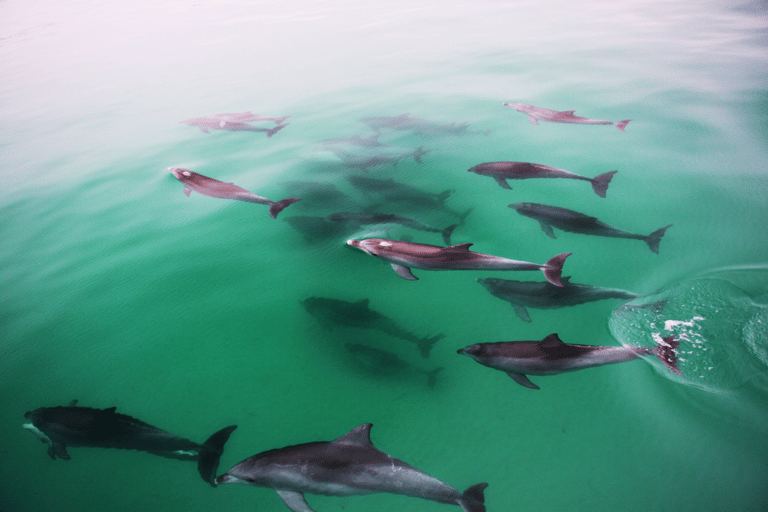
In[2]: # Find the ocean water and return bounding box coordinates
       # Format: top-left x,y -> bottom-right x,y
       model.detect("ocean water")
2,0 -> 768,511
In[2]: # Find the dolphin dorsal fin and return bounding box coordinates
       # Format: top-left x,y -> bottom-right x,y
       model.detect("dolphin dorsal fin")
66,400 -> 79,407
561,110 -> 576,115
333,424 -> 374,447
443,243 -> 473,252
560,276 -> 571,284
540,333 -> 565,348
103,407 -> 117,414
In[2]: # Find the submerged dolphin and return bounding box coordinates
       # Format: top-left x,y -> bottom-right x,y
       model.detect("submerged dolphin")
327,212 -> 458,245
468,161 -> 617,198
477,276 -> 640,322
22,400 -> 237,486
211,111 -> 289,124
215,423 -> 488,512
330,146 -> 428,171
301,296 -> 444,358
180,117 -> 287,137
344,343 -> 444,388
169,167 -> 300,218
347,238 -> 570,286
458,333 -> 681,389
360,113 -> 484,136
509,202 -> 672,254
503,103 -> 632,131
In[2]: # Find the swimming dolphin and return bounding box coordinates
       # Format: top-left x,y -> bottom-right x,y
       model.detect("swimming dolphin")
330,146 -> 429,171
215,423 -> 488,512
477,276 -> 640,322
509,202 -> 671,254
502,103 -> 631,131
169,167 -> 300,218
344,343 -> 444,388
320,134 -> 386,147
468,161 -> 617,198
22,400 -> 237,486
211,111 -> 289,124
328,212 -> 458,245
301,296 -> 444,358
458,333 -> 681,389
180,117 -> 287,137
360,113 -> 485,136
347,238 -> 570,286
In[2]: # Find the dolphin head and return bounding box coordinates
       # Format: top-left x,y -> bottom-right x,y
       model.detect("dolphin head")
457,344 -> 484,357
502,102 -> 529,113
215,473 -> 254,486
168,167 -> 194,182
508,202 -> 533,214
346,238 -> 391,256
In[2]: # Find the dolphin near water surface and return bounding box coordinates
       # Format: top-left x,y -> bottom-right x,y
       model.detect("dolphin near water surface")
503,102 -> 631,131
22,400 -> 237,486
458,333 -> 681,389
328,212 -> 458,245
169,167 -> 300,218
347,238 -> 571,286
215,423 -> 488,512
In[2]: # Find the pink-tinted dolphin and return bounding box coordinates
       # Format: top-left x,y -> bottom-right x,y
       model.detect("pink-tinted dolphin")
468,161 -> 617,198
503,102 -> 631,131
180,116 -> 287,137
458,333 -> 681,390
212,111 -> 289,124
169,167 -> 300,218
346,238 -> 570,286
215,423 -> 488,512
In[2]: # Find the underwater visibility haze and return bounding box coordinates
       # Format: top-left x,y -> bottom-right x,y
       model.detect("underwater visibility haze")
2,0 -> 768,511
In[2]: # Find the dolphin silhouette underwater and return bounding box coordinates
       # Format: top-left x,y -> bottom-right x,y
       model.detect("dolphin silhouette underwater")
22,400 -> 237,486
458,333 -> 681,389
509,202 -> 672,254
468,161 -> 617,198
347,238 -> 571,286
169,167 -> 300,218
215,423 -> 488,512
327,212 -> 458,245
503,102 -> 632,131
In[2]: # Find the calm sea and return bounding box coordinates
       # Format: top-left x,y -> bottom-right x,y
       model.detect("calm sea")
2,1 -> 767,511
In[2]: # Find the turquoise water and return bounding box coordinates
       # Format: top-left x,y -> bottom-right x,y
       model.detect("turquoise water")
2,1 -> 768,511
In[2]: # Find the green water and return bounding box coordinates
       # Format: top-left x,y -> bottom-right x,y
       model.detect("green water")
2,1 -> 768,511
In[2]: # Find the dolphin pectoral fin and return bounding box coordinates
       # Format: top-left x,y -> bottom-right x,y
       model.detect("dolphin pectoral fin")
49,442 -> 71,460
494,177 -> 512,189
276,490 -> 317,512
391,263 -> 418,281
527,115 -> 539,125
183,187 -> 192,197
538,221 -> 556,239
513,305 -> 532,323
507,372 -> 540,390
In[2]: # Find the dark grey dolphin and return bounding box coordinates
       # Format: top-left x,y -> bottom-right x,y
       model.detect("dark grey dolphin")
344,343 -> 444,388
458,333 -> 681,389
215,423 -> 488,512
477,276 -> 640,322
169,167 -> 300,218
347,238 -> 571,286
22,400 -> 237,486
360,113 -> 485,136
301,296 -> 444,358
509,202 -> 672,254
328,212 -> 458,245
468,161 -> 617,198
502,103 -> 632,131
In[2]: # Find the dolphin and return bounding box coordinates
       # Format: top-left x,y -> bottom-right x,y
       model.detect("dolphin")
169,167 -> 300,218
347,238 -> 571,286
458,333 -> 681,389
22,400 -> 237,486
509,202 -> 671,254
215,423 -> 488,512
327,212 -> 458,245
320,134 -> 386,147
344,343 -> 444,388
301,296 -> 444,358
502,103 -> 631,131
477,276 -> 640,322
211,111 -> 289,124
468,161 -> 617,198
180,117 -> 287,137
360,113 -> 488,137
330,146 -> 428,171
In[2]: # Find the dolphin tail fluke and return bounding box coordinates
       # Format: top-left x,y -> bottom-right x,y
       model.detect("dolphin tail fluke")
542,252 -> 571,287
616,119 -> 632,131
198,425 -> 238,487
653,335 -> 682,375
267,124 -> 288,138
269,197 -> 302,218
645,225 -> 672,254
441,224 -> 459,245
458,483 -> 488,512
425,367 -> 444,388
436,189 -> 454,204
457,207 -> 474,223
413,146 -> 428,163
591,170 -> 618,198
275,116 -> 289,125
418,333 -> 445,359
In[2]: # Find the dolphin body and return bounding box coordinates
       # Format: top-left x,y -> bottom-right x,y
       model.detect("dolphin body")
22,400 -> 237,486
347,238 -> 571,286
468,161 -> 617,198
215,423 -> 488,512
211,111 -> 289,124
169,168 -> 300,218
330,146 -> 428,171
477,276 -> 640,322
509,202 -> 672,254
458,333 -> 681,389
344,343 -> 444,388
360,113 -> 484,136
503,102 -> 632,131
180,116 -> 287,137
327,212 -> 458,245
301,296 -> 444,358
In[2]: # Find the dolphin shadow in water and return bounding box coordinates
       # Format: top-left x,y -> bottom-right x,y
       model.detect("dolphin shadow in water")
215,423 -> 488,512
22,400 -> 237,486
327,211 -> 459,245
360,113 -> 489,137
344,343 -> 444,388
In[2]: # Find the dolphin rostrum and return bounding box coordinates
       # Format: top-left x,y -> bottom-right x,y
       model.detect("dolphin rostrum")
22,400 -> 237,486
215,423 -> 488,512
503,102 -> 632,131
301,296 -> 444,358
347,238 -> 570,286
327,212 -> 458,245
458,333 -> 681,389
169,167 -> 300,218
509,202 -> 671,253
477,276 -> 639,322
468,161 -> 617,198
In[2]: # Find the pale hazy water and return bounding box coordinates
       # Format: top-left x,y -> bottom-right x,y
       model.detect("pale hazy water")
2,1 -> 768,511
